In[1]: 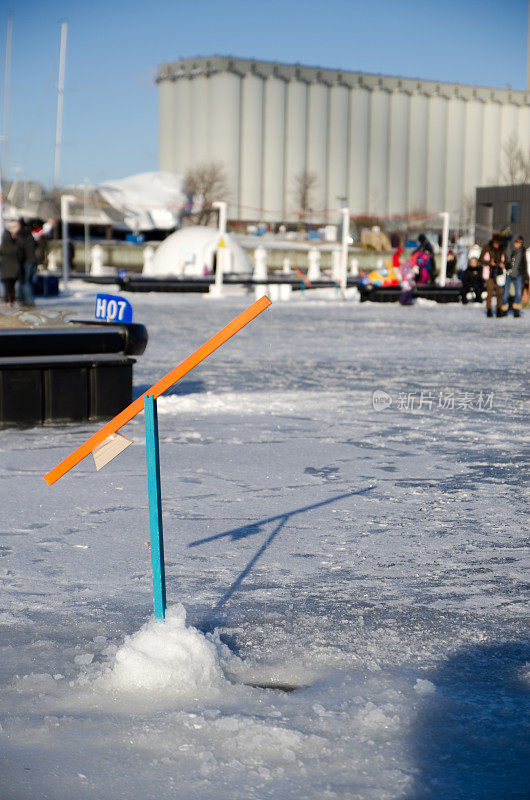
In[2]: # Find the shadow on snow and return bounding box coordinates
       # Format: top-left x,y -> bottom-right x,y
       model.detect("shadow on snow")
189,486 -> 375,623
404,639 -> 530,800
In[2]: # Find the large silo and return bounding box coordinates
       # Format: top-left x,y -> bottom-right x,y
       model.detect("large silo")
306,81 -> 329,216
262,74 -> 286,223
208,71 -> 241,211
444,97 -> 466,218
463,99 -> 484,198
327,83 -> 350,213
368,88 -> 390,214
426,95 -> 448,213
482,103 -> 502,184
284,78 -> 308,216
189,74 -> 209,170
158,76 -> 175,173
240,72 -> 264,219
157,56 -> 530,225
348,85 -> 370,214
173,77 -> 192,174
387,90 -> 410,216
407,92 -> 428,213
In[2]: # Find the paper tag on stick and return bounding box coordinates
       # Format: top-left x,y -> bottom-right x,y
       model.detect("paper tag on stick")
92,433 -> 133,471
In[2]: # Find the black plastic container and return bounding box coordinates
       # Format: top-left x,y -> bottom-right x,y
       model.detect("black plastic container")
0,355 -> 135,426
0,323 -> 148,358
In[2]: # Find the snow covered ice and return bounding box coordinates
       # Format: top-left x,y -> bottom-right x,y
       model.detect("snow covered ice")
1,284 -> 529,799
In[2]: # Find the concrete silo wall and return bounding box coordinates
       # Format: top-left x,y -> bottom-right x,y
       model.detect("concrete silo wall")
240,73 -> 264,219
284,80 -> 308,216
262,76 -> 287,222
157,57 -> 530,224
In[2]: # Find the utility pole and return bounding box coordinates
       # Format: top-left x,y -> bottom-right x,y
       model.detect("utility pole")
340,207 -> 350,296
1,13 -> 13,197
0,12 -> 13,240
439,212 -> 450,286
53,21 -> 68,187
527,0 -> 530,90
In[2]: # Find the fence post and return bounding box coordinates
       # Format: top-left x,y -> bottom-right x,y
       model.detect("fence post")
144,394 -> 167,620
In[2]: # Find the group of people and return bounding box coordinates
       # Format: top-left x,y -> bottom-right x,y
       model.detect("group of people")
461,233 -> 529,317
393,230 -> 529,316
0,218 -> 53,308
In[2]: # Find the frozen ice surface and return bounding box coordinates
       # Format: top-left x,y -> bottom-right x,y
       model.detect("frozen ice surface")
0,284 -> 529,799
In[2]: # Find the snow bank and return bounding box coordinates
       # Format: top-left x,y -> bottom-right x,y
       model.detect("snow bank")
100,604 -> 225,695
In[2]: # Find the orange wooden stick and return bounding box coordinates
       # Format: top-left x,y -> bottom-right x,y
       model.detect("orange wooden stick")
44,295 -> 272,485
295,268 -> 311,286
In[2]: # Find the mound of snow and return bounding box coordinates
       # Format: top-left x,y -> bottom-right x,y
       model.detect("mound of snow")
102,604 -> 224,694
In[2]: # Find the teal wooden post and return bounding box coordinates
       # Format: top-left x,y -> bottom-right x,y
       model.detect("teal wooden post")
144,394 -> 167,620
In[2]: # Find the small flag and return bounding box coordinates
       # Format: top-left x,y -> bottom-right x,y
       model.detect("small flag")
92,433 -> 133,471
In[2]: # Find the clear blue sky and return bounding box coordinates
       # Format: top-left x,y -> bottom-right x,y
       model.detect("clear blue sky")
1,0 -> 528,189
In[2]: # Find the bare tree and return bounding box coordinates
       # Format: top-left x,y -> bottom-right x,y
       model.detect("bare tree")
183,161 -> 230,225
293,170 -> 318,214
461,192 -> 476,233
501,133 -> 530,185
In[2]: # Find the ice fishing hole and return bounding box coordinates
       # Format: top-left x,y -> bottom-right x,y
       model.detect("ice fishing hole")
243,681 -> 310,693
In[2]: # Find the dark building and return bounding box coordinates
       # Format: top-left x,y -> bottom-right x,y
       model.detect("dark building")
476,184 -> 530,244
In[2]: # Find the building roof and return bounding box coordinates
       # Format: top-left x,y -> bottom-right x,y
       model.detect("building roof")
156,55 -> 530,105
2,180 -> 58,221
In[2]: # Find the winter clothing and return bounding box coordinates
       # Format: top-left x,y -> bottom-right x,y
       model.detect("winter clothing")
399,259 -> 416,305
19,225 -> 38,306
486,278 -> 503,315
0,228 -> 24,305
501,241 -> 528,314
392,247 -> 403,269
446,250 -> 457,280
505,242 -> 528,279
480,237 -> 506,313
0,229 -> 24,280
461,262 -> 483,303
502,275 -> 524,311
413,235 -> 435,284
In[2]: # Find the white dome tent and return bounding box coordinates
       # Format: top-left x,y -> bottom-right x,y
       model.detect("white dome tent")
144,226 -> 251,278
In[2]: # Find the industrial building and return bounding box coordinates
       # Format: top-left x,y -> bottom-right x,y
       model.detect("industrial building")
156,56 -> 530,225
476,183 -> 530,244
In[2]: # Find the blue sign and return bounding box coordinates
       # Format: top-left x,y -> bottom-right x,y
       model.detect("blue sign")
95,293 -> 133,324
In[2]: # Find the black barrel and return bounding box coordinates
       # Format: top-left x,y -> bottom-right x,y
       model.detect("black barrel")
0,322 -> 148,358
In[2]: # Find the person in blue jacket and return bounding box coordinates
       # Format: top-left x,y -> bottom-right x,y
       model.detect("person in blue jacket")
501,235 -> 528,317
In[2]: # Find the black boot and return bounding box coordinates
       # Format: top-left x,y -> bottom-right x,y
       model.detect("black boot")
496,308 -> 503,318
514,309 -> 521,318
487,309 -> 493,317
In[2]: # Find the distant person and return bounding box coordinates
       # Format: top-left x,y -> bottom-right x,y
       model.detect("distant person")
445,249 -> 457,281
33,218 -> 55,268
67,239 -> 75,273
413,234 -> 435,283
0,219 -> 24,307
461,256 -> 483,304
399,258 -> 416,305
502,235 -> 528,318
392,246 -> 403,269
467,243 -> 482,261
480,233 -> 506,318
19,220 -> 38,307
456,236 -> 472,278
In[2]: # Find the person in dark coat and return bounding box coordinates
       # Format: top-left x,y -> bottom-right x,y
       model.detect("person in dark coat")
501,235 -> 528,317
445,249 -> 457,280
461,256 -> 484,304
480,233 -> 506,318
19,219 -> 38,306
0,219 -> 24,307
